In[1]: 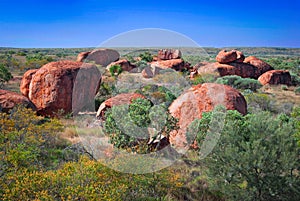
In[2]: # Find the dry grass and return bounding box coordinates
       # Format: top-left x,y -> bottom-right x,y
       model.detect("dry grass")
3,75 -> 22,93
260,85 -> 300,106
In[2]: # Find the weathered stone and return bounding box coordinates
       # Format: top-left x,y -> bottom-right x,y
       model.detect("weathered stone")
96,93 -> 146,119
20,69 -> 38,97
258,70 -> 292,85
106,59 -> 136,72
0,89 -> 36,113
157,49 -> 182,60
244,56 -> 273,75
85,49 -> 120,66
76,51 -> 91,62
151,59 -> 188,71
28,61 -> 101,116
216,50 -> 238,64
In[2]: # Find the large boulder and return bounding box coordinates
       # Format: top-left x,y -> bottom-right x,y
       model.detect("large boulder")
157,49 -> 182,60
216,49 -> 245,64
258,70 -> 292,85
84,49 -> 120,66
168,83 -> 247,151
106,59 -> 136,72
0,89 -> 36,113
244,56 -> 273,75
229,62 -> 261,78
216,50 -> 238,64
76,51 -> 91,62
198,62 -> 260,78
96,93 -> 146,119
28,61 -> 101,116
20,69 -> 38,97
151,59 -> 189,71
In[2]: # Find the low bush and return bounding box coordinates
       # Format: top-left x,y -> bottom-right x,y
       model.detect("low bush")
245,93 -> 273,112
0,156 -> 183,201
215,75 -> 262,91
139,51 -> 153,62
109,64 -> 122,77
290,72 -> 300,86
0,106 -> 68,174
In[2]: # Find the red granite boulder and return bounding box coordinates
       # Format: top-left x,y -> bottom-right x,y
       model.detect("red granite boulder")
96,93 -> 146,119
0,89 -> 36,113
157,49 -> 182,60
244,56 -> 273,75
76,51 -> 91,62
168,83 -> 247,151
258,70 -> 292,85
106,59 -> 136,72
28,61 -> 101,116
216,50 -> 238,64
20,69 -> 38,97
84,49 -> 120,66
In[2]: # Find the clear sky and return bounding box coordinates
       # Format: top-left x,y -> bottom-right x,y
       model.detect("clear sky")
0,0 -> 299,48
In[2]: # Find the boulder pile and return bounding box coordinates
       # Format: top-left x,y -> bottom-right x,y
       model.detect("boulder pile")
198,49 -> 274,79
142,49 -> 191,78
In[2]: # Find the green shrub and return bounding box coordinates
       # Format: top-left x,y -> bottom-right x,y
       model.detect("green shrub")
0,156 -> 183,201
109,64 -> 122,77
215,75 -> 262,91
245,93 -> 273,112
0,63 -> 13,88
290,72 -> 300,86
0,106 -> 65,174
139,51 -> 153,62
136,85 -> 177,106
194,109 -> 300,201
291,106 -> 300,147
192,73 -> 218,85
104,98 -> 177,153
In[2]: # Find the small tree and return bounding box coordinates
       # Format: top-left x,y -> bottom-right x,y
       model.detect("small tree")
104,98 -> 177,153
0,64 -> 13,88
193,109 -> 300,201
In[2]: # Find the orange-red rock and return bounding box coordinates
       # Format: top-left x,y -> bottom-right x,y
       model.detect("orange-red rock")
151,59 -> 189,71
20,69 -> 38,97
76,51 -> 91,62
244,56 -> 273,75
229,62 -> 261,78
258,70 -> 292,85
198,62 -> 260,78
0,89 -> 36,113
168,83 -> 247,151
106,59 -> 136,72
28,61 -> 101,116
157,49 -> 182,60
216,50 -> 238,64
96,93 -> 146,118
84,49 -> 119,66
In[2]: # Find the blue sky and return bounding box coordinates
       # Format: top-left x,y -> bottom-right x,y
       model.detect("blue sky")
0,0 -> 299,48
